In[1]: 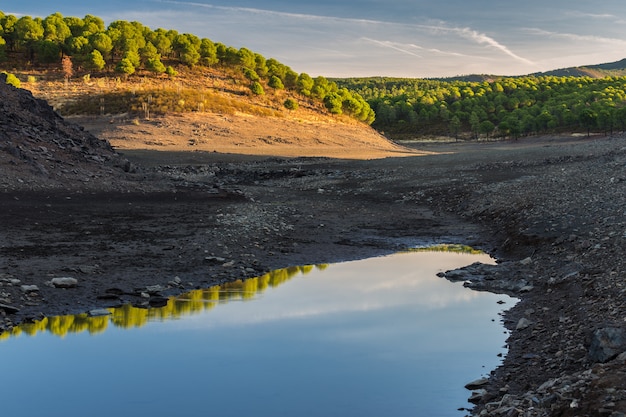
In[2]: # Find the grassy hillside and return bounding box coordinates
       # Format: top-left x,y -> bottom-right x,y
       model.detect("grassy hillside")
0,10 -> 374,124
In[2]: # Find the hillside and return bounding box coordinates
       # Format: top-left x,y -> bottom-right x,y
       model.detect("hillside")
0,72 -> 132,190
533,57 -> 626,78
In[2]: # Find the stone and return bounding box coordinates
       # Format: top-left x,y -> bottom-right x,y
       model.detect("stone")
519,257 -> 533,265
21,285 -> 39,292
588,327 -> 626,363
468,389 -> 488,404
51,277 -> 78,288
145,285 -> 164,294
516,318 -> 533,330
0,303 -> 20,314
465,377 -> 490,390
88,309 -> 111,317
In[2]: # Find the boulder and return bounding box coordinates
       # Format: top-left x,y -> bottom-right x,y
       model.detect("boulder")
51,277 -> 78,288
589,327 -> 626,363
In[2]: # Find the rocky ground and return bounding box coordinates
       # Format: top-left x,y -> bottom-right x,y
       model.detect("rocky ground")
1,74 -> 625,416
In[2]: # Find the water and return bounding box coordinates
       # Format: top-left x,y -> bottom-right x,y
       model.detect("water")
0,248 -> 515,417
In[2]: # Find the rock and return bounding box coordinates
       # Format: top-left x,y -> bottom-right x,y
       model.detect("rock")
145,285 -> 164,294
204,256 -> 226,264
51,277 -> 78,288
148,296 -> 169,308
519,257 -> 532,265
589,327 -> 626,363
0,303 -> 20,314
468,389 -> 488,404
21,285 -> 39,292
465,377 -> 490,390
88,309 -> 111,317
516,318 -> 533,330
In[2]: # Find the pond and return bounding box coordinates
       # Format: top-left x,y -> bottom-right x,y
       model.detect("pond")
0,246 -> 515,417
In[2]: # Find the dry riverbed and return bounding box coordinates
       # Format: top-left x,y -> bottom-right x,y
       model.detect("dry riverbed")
1,81 -> 625,416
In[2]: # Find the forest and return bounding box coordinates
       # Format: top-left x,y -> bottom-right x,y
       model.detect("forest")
336,75 -> 626,139
0,10 -> 374,123
2,11 -> 626,139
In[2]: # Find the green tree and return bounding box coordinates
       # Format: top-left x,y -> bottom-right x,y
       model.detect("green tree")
90,32 -> 113,58
243,68 -> 260,81
250,81 -> 264,95
199,38 -> 218,66
35,39 -> 61,63
165,65 -> 177,77
479,120 -> 495,137
324,92 -> 343,114
15,16 -> 44,58
236,47 -> 255,68
296,73 -> 314,96
116,57 -> 135,77
284,98 -> 298,110
449,115 -> 461,139
268,75 -> 284,89
43,12 -> 71,44
85,49 -> 106,71
146,57 -> 166,73
0,35 -> 6,61
578,108 -> 597,136
469,112 -> 480,139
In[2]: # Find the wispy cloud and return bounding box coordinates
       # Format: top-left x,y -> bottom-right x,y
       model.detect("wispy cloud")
452,26 -> 535,66
155,0 -> 387,25
361,38 -> 423,57
361,37 -> 469,58
526,28 -> 626,46
566,11 -> 617,19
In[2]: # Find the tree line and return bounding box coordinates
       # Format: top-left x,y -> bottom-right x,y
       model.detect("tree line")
336,75 -> 626,138
0,11 -> 374,123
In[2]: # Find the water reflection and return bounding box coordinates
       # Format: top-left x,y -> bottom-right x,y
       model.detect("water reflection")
0,245 -> 515,417
1,264 -> 319,340
1,244 -> 484,340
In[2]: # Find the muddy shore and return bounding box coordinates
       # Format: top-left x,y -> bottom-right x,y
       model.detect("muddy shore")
1,133 -> 626,416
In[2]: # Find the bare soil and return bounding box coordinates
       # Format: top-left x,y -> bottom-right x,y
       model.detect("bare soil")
2,106 -> 626,416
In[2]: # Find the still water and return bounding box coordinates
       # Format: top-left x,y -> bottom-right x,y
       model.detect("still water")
0,248 -> 515,417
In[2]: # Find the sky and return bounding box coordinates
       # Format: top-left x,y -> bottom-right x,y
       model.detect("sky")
5,0 -> 626,78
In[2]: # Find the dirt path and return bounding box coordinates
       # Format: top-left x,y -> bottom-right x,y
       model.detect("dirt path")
1,108 -> 625,415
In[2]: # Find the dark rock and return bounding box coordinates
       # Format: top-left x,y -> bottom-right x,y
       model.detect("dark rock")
148,296 -> 169,308
0,303 -> 20,314
589,327 -> 626,363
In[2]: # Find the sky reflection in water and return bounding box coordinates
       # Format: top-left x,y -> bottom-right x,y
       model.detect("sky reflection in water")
0,250 -> 515,417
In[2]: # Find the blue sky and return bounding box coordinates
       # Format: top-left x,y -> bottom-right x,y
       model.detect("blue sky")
5,1 -> 626,77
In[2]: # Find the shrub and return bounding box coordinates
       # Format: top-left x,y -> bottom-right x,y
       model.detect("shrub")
165,66 -> 178,77
2,72 -> 21,88
284,98 -> 298,110
250,81 -> 264,95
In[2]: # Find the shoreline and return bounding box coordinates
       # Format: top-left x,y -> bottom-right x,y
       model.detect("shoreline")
1,134 -> 625,416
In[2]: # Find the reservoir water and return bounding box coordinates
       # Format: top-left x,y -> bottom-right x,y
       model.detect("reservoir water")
0,248 -> 515,417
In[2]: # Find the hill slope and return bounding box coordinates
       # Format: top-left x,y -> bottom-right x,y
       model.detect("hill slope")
533,57 -> 626,78
0,73 -> 131,190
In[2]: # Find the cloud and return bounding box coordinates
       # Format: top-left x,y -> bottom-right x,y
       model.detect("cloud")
455,27 -> 535,66
566,11 -> 617,19
361,37 -> 469,58
525,28 -> 626,46
361,38 -> 423,57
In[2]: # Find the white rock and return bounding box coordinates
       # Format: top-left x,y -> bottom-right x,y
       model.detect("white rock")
51,277 -> 78,288
88,309 -> 111,317
21,285 -> 39,292
519,257 -> 533,265
516,317 -> 533,330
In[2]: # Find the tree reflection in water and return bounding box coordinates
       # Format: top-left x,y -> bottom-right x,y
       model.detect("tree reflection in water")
1,244 -> 485,341
0,264 -> 324,340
